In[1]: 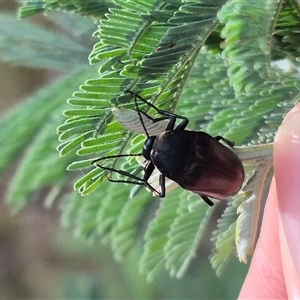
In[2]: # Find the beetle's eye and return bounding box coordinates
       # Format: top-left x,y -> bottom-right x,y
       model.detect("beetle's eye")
143,136 -> 156,160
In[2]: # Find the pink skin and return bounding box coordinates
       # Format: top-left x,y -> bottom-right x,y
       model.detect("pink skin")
239,104 -> 300,299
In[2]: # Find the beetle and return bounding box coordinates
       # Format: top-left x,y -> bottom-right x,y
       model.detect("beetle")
93,91 -> 245,206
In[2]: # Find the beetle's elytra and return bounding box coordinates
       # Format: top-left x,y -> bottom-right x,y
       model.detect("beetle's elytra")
93,91 -> 245,206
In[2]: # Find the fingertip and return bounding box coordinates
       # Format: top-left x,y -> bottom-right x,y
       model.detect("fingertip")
275,106 -> 300,144
239,105 -> 300,299
274,106 -> 300,280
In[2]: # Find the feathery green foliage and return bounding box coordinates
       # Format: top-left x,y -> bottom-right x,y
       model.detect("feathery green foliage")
0,13 -> 93,70
1,0 -> 300,282
19,0 -> 114,19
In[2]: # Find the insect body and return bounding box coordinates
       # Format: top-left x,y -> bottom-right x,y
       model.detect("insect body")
149,130 -> 245,206
93,91 -> 245,206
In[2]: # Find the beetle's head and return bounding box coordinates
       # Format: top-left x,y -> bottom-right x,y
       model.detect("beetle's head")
143,136 -> 156,160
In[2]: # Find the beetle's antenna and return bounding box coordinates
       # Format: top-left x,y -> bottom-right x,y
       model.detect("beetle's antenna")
125,90 -> 150,138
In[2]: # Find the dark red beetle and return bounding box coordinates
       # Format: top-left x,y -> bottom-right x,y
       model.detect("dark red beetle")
93,91 -> 245,206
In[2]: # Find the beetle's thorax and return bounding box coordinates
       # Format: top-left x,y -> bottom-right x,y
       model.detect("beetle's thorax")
149,130 -> 194,177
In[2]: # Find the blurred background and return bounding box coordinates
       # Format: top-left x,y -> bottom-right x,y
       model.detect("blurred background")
0,1 -> 249,299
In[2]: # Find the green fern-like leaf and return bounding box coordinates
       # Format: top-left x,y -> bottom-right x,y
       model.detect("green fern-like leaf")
274,0 -> 300,62
5,67 -> 98,212
140,189 -> 182,281
0,13 -> 92,70
164,192 -> 214,279
19,0 -> 113,19
218,0 -> 282,95
110,190 -> 153,260
210,203 -> 238,276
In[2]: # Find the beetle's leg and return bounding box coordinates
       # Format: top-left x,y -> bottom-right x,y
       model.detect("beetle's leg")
140,109 -> 187,131
140,109 -> 188,131
93,155 -> 166,197
96,164 -> 163,197
139,110 -> 171,124
199,194 -> 214,207
214,135 -> 235,148
125,90 -> 189,131
138,109 -> 177,131
143,160 -> 155,180
159,174 -> 166,198
143,161 -> 166,197
96,164 -> 142,182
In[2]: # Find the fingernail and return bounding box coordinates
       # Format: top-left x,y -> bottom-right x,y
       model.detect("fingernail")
274,110 -> 300,277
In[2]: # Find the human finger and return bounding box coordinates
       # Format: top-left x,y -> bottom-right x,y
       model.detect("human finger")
239,104 -> 300,299
275,103 -> 300,298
